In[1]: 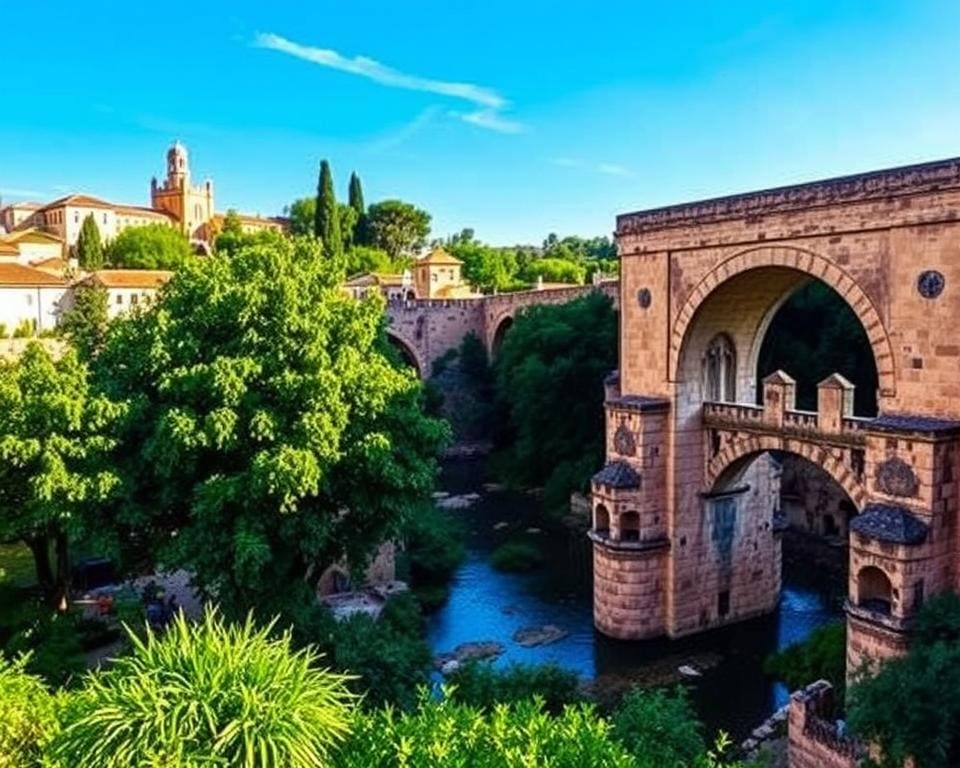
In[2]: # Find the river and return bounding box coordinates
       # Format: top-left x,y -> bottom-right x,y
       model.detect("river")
426,459 -> 844,740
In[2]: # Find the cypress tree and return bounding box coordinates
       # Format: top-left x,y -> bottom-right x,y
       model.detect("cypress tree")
75,213 -> 104,270
314,160 -> 342,260
348,172 -> 366,246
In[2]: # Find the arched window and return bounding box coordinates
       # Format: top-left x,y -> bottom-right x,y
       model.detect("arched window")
857,565 -> 893,615
705,333 -> 737,403
594,505 -> 610,536
620,511 -> 640,542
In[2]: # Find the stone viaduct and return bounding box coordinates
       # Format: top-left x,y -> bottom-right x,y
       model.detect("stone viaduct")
384,280 -> 619,377
589,157 -> 960,766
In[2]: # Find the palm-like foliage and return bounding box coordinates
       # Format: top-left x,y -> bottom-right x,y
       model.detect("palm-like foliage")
49,607 -> 354,767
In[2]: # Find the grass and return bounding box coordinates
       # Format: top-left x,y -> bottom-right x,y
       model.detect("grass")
0,542 -> 36,587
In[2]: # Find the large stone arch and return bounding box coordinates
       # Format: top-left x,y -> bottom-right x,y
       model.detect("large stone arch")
670,245 -> 896,397
706,434 -> 868,508
385,329 -> 425,378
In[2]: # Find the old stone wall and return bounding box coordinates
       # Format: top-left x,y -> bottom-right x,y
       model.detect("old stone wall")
787,682 -> 861,768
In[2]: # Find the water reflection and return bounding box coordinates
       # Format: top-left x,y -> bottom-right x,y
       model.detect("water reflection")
426,460 -> 843,738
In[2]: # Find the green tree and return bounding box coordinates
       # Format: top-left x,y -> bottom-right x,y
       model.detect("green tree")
105,223 -> 192,270
49,608 -> 354,768
93,236 -> 448,616
74,214 -> 104,270
520,257 -> 586,285
366,200 -> 431,260
315,160 -> 343,260
338,203 -> 359,250
58,283 -> 109,360
448,240 -> 523,293
348,172 -> 367,245
492,291 -> 617,509
764,621 -> 846,707
0,343 -> 124,608
345,245 -> 394,277
213,209 -> 245,257
847,593 -> 960,768
287,196 -> 316,237
612,687 -> 707,768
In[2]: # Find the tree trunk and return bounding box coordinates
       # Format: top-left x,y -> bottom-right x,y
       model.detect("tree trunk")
53,529 -> 70,612
25,534 -> 54,593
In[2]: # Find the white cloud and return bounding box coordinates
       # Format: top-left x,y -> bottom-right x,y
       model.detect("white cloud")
597,163 -> 633,177
550,157 -> 634,178
365,107 -> 441,153
254,32 -> 523,133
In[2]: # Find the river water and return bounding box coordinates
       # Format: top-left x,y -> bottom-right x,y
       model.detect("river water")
426,459 -> 843,740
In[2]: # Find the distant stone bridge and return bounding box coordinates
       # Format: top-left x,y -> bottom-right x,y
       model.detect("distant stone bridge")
385,281 -> 619,377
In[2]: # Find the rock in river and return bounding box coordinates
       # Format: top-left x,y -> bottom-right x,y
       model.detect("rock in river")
434,641 -> 505,672
512,625 -> 568,647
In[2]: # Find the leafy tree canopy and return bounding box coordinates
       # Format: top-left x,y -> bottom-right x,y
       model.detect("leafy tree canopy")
491,291 -> 617,509
520,256 -> 586,285
105,224 -> 192,270
287,196 -> 316,237
92,235 -> 448,615
366,200 -> 431,260
0,343 -> 124,607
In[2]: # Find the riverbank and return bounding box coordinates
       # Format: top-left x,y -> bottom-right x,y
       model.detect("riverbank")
427,458 -> 845,740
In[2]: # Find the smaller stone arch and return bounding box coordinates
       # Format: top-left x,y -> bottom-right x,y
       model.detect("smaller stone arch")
385,330 -> 425,378
594,504 -> 610,536
856,565 -> 893,615
490,315 -> 514,356
706,435 -> 867,508
619,510 -> 640,542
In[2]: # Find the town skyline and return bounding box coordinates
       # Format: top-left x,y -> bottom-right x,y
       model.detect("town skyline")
3,1 -> 960,245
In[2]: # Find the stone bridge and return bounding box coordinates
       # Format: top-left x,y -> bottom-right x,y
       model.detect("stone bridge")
385,280 -> 619,377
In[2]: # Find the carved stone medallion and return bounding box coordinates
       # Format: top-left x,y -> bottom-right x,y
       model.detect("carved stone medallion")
637,288 -> 652,309
917,270 -> 945,299
613,422 -> 637,457
875,456 -> 919,498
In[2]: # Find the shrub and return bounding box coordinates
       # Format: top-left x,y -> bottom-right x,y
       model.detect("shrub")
403,503 -> 465,608
0,653 -> 58,768
491,540 -> 543,572
0,588 -> 86,688
12,318 -> 36,338
447,661 -> 581,714
764,621 -> 846,704
847,593 -> 960,768
611,686 -> 706,768
334,690 -> 638,768
290,593 -> 433,710
49,607 -> 354,767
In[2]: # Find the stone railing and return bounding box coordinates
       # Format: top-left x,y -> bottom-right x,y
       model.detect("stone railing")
587,530 -> 670,553
702,401 -> 763,422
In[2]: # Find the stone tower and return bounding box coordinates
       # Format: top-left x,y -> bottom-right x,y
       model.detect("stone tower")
150,141 -> 214,241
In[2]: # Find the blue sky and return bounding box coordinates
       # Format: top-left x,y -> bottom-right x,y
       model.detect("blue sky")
2,1 -> 958,244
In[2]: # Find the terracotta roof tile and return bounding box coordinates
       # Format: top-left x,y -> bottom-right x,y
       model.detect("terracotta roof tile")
0,263 -> 68,286
417,248 -> 462,266
83,270 -> 173,289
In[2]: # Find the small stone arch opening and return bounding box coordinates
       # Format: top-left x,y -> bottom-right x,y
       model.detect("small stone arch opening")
619,510 -> 640,542
857,565 -> 893,615
385,333 -> 422,378
492,316 -> 514,356
594,504 -> 610,536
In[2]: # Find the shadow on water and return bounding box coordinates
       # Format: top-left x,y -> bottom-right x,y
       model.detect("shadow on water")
427,459 -> 844,740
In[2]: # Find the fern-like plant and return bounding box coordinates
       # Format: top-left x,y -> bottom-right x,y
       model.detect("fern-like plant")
49,607 -> 354,767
